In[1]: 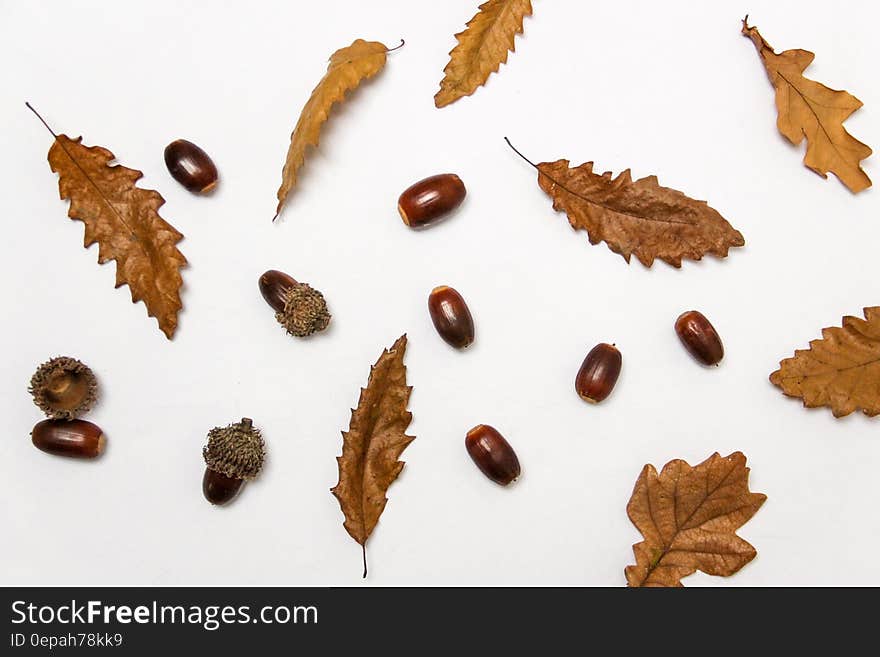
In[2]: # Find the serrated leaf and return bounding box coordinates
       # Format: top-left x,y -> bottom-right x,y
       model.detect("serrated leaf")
331,335 -> 414,577
512,144 -> 744,267
435,0 -> 532,108
742,17 -> 872,193
47,134 -> 186,339
626,452 -> 766,588
770,307 -> 880,418
275,39 -> 390,219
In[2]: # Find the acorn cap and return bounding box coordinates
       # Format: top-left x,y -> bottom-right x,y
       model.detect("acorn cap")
203,418 -> 265,481
276,282 -> 331,337
29,356 -> 98,420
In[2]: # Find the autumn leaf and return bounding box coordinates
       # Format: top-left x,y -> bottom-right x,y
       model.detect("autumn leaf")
506,139 -> 744,268
29,104 -> 186,339
770,307 -> 880,417
626,452 -> 766,587
275,39 -> 395,219
742,17 -> 872,193
435,0 -> 532,108
331,335 -> 414,577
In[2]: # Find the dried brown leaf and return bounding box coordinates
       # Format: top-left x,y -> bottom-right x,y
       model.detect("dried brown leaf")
38,112 -> 186,339
435,0 -> 532,108
770,307 -> 880,418
742,17 -> 872,193
331,335 -> 415,577
626,452 -> 766,588
507,141 -> 744,268
275,39 -> 390,219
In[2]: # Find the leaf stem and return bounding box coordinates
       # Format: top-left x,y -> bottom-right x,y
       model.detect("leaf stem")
362,544 -> 368,579
386,39 -> 405,53
25,102 -> 59,139
503,137 -> 539,170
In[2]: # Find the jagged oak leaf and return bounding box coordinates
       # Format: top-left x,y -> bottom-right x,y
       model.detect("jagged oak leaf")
275,39 -> 391,218
435,0 -> 533,108
506,140 -> 744,268
45,130 -> 186,339
331,335 -> 415,577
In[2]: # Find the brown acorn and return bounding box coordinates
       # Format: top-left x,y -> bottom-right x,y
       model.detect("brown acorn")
31,419 -> 105,459
29,356 -> 98,420
259,270 -> 331,338
428,285 -> 474,349
575,343 -> 622,403
202,418 -> 265,505
675,310 -> 724,366
465,425 -> 520,486
398,174 -> 466,228
164,139 -> 218,193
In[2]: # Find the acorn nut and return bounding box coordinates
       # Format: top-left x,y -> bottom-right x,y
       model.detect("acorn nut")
575,343 -> 622,403
259,270 -> 331,338
164,139 -> 218,193
398,174 -> 466,228
29,356 -> 97,420
465,425 -> 520,486
428,285 -> 474,349
31,419 -> 105,459
202,418 -> 265,506
675,310 -> 724,366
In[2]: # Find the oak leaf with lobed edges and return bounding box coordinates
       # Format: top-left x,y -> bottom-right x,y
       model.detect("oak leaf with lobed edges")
626,452 -> 766,587
742,17 -> 872,193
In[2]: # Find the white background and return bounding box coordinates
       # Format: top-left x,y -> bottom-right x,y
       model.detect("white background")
0,0 -> 878,586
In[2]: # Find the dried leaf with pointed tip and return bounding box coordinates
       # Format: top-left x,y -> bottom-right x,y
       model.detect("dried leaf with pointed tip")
507,140 -> 744,268
275,39 -> 390,218
770,307 -> 880,418
331,335 -> 415,577
626,452 -> 766,588
435,0 -> 532,108
46,134 -> 186,339
742,18 -> 872,193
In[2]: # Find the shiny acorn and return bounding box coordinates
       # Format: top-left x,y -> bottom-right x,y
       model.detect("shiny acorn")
428,285 -> 474,349
164,139 -> 218,193
675,310 -> 724,366
398,174 -> 466,228
202,418 -> 265,506
465,425 -> 520,486
575,343 -> 622,403
31,419 -> 105,459
259,270 -> 331,338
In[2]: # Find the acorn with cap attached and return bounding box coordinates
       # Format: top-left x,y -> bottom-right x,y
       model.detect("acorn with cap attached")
259,270 -> 330,338
202,417 -> 266,505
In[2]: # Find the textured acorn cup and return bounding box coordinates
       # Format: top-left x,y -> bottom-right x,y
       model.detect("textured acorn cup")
465,425 -> 520,486
259,270 -> 331,338
575,343 -> 622,403
29,356 -> 98,420
32,419 -> 105,459
398,174 -> 466,228
164,139 -> 218,193
202,418 -> 265,505
428,286 -> 474,349
675,310 -> 724,366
